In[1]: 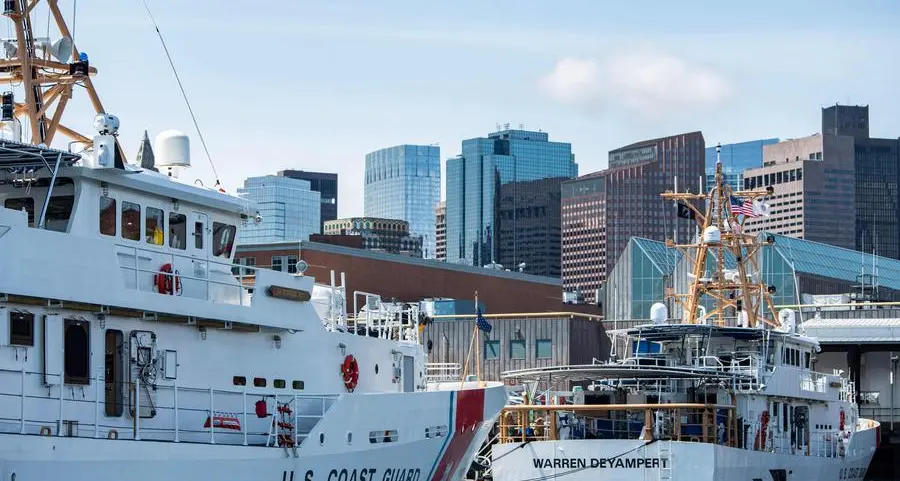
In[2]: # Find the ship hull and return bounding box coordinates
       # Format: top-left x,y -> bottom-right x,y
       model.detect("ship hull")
492,423 -> 879,481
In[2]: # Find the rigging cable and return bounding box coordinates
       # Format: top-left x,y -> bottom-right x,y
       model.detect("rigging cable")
138,0 -> 221,187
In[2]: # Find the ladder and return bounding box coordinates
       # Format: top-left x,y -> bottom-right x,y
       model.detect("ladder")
265,398 -> 298,457
657,441 -> 672,481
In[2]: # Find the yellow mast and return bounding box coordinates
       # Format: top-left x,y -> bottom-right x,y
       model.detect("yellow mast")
661,143 -> 778,328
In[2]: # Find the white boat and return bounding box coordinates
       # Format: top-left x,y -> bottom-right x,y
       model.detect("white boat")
487,145 -> 879,481
0,4 -> 506,480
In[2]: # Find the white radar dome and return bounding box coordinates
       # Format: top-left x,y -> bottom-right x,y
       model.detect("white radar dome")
154,130 -> 191,168
650,302 -> 668,325
703,226 -> 721,244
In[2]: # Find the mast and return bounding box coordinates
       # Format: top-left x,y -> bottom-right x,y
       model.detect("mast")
661,142 -> 778,328
0,1 -> 121,157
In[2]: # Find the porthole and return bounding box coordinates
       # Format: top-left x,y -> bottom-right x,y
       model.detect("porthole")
292,380 -> 305,390
375,364 -> 379,374
274,379 -> 286,389
253,377 -> 266,387
319,433 -> 325,445
233,376 -> 246,386
347,431 -> 353,444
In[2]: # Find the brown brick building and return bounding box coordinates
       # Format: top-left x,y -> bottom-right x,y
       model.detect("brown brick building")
235,241 -> 604,316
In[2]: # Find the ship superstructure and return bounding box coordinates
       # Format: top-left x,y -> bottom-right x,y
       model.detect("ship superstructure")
487,145 -> 879,481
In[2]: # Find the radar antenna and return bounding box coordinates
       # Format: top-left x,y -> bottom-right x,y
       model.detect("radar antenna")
661,142 -> 778,328
0,0 -> 120,157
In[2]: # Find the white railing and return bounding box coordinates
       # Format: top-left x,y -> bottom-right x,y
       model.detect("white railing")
426,363 -> 462,383
115,243 -> 255,306
0,367 -> 337,447
345,291 -> 421,343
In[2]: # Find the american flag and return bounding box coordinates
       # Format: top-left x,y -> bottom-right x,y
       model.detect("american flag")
475,307 -> 492,333
729,196 -> 757,217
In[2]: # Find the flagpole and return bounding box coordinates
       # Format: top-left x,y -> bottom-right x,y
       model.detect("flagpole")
475,291 -> 482,388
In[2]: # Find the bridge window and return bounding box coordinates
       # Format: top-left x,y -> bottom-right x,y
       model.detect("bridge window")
145,207 -> 164,245
169,213 -> 186,250
45,195 -> 74,232
212,222 -> 236,258
64,318 -> 90,385
9,311 -> 35,346
121,201 -> 141,241
4,197 -> 34,227
99,197 -> 116,236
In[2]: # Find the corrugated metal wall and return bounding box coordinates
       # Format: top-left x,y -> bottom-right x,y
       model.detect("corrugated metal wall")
422,315 -> 607,390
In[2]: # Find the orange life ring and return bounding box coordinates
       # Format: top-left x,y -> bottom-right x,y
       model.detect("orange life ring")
154,263 -> 181,295
341,355 -> 359,392
839,409 -> 846,431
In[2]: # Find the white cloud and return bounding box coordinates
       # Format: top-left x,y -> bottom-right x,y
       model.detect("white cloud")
538,48 -> 733,118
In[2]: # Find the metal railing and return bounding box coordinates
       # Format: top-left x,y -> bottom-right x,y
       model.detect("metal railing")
0,367 -> 337,447
426,363 -> 462,383
115,243 -> 256,306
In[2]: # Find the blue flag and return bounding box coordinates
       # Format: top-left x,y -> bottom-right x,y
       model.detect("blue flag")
476,307 -> 492,333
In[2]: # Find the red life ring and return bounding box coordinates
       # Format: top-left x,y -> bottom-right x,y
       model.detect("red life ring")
341,355 -> 359,392
154,263 -> 181,295
839,409 -> 846,431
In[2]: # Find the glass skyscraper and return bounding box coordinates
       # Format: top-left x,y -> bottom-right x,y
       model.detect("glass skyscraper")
278,170 -> 338,233
705,139 -> 778,192
446,128 -> 578,269
364,145 -> 440,258
237,175 -> 321,244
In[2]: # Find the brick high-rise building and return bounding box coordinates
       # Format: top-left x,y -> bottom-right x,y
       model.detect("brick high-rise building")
561,132 -> 705,305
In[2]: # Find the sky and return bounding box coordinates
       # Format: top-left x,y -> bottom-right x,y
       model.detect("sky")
10,0 -> 900,217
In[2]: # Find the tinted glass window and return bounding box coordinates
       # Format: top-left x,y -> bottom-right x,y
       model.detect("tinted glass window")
212,222 -> 235,257
169,213 -> 186,249
121,201 -> 141,241
145,207 -> 164,245
99,197 -> 116,236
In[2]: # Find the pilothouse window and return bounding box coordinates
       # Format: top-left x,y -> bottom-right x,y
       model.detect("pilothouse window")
4,197 -> 34,226
121,201 -> 141,241
64,318 -> 90,385
169,213 -> 186,249
145,207 -> 164,245
9,311 -> 35,346
99,197 -> 116,236
213,222 -> 236,258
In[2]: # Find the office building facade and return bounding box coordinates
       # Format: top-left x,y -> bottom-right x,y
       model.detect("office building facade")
278,170 -> 338,232
605,132 -> 706,276
742,133 -> 856,249
324,217 -> 423,257
446,128 -> 577,269
495,177 -> 566,277
364,145 -> 440,258
435,201 -> 446,262
705,138 -> 778,193
822,104 -> 900,259
237,175 -> 321,244
561,173 -> 606,305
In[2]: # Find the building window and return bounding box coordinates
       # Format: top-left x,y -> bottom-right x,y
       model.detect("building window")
169,213 -> 187,249
99,197 -> 116,236
287,255 -> 298,274
510,340 -> 525,360
536,339 -> 552,359
271,256 -> 283,272
212,222 -> 236,258
146,207 -> 164,245
243,257 -> 256,275
121,201 -> 141,241
484,340 -> 500,360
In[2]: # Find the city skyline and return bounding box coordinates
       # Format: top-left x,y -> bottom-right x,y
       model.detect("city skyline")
36,1 -> 897,218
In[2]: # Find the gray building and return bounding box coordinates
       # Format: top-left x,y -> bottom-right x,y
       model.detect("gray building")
495,177 -> 566,277
422,314 -> 607,391
364,145 -> 441,258
445,128 -> 577,269
822,104 -> 900,260
742,133 -> 856,249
